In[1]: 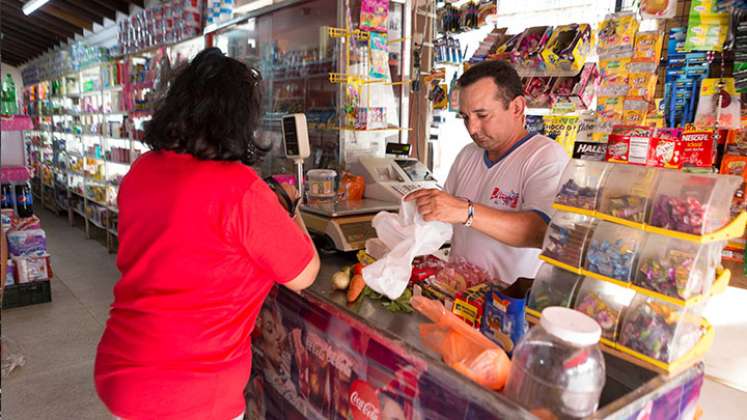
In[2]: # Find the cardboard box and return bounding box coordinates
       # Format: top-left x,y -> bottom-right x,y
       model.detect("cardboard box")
647,128 -> 683,168
681,131 -> 716,168
451,283 -> 488,328
605,126 -> 653,165
541,24 -> 592,73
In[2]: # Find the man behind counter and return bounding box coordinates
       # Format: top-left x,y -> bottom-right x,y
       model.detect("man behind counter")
406,60 -> 569,284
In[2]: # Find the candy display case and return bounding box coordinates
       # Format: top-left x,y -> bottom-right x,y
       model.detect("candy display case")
554,159 -> 609,211
597,165 -> 658,226
541,212 -> 596,269
648,171 -> 742,237
526,263 -> 583,317
573,278 -> 635,342
618,295 -> 706,365
584,221 -> 645,282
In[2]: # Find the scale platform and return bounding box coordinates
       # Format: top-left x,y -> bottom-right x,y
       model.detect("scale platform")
301,198 -> 399,252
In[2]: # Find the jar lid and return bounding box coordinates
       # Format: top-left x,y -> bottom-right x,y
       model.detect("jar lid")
540,307 -> 601,347
307,169 -> 336,178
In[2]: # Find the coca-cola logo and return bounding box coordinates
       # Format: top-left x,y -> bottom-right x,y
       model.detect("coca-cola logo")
349,380 -> 380,420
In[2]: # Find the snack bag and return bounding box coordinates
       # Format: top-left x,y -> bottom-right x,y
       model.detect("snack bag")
720,154 -> 747,178
597,12 -> 639,58
633,31 -> 665,62
369,32 -> 388,80
641,0 -> 676,19
360,0 -> 388,32
694,78 -> 741,130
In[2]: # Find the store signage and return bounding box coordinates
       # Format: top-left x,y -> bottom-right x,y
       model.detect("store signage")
572,141 -> 608,161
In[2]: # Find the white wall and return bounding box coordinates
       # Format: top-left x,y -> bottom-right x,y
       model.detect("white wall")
0,62 -> 24,110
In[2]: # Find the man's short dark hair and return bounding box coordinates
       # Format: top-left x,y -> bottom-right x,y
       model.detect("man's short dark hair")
144,47 -> 267,165
457,60 -> 523,109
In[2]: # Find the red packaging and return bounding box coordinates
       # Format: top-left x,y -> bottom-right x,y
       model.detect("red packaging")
451,283 -> 488,329
681,131 -> 716,169
410,255 -> 445,283
647,128 -> 683,168
605,125 -> 652,165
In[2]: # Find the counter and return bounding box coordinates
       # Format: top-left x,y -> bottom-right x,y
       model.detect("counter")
245,253 -> 705,420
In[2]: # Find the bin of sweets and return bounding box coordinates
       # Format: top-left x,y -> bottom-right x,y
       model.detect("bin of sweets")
597,165 -> 658,224
527,263 -> 583,313
634,235 -> 723,300
584,221 -> 645,282
648,171 -> 742,235
573,278 -> 635,341
618,295 -> 704,363
554,159 -> 609,210
541,212 -> 596,268
505,307 -> 605,418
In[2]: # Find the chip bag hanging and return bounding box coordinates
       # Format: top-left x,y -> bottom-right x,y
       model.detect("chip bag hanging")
360,0 -> 388,32
694,78 -> 741,129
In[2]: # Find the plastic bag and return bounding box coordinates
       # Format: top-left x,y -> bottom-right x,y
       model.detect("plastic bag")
1,336 -> 26,378
362,200 -> 452,300
411,296 -> 510,390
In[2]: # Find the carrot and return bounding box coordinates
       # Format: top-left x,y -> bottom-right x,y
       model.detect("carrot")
347,274 -> 366,303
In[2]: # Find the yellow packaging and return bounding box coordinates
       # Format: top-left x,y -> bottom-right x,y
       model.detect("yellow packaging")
633,31 -> 665,62
541,24 -> 592,73
596,96 -> 625,121
597,12 -> 639,57
628,72 -> 659,100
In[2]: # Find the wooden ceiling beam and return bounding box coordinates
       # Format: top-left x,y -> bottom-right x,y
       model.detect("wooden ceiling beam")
2,37 -> 49,56
1,30 -> 51,50
62,0 -> 116,20
3,1 -> 81,37
2,21 -> 58,45
51,1 -> 103,23
3,14 -> 71,42
1,49 -> 26,63
41,4 -> 93,30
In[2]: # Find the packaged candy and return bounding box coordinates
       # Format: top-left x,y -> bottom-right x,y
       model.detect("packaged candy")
452,283 -> 489,328
598,57 -> 631,96
648,170 -> 742,235
482,278 -> 532,353
618,295 -> 704,363
541,24 -> 592,73
523,77 -> 554,108
584,221 -> 645,282
554,159 -> 609,210
434,258 -> 494,294
597,12 -> 639,58
694,78 -> 741,130
573,278 -> 635,341
541,212 -> 596,268
634,235 -> 722,300
641,0 -> 676,19
605,125 -> 653,165
7,228 -> 47,257
725,118 -> 747,155
550,63 -> 598,110
596,96 -> 625,122
512,26 -> 553,70
543,116 -> 579,157
633,31 -> 665,62
684,0 -> 729,52
627,73 -> 658,101
597,165 -> 658,224
720,154 -> 747,178
648,128 -> 683,169
526,264 -> 582,313
622,99 -> 650,126
360,0 -> 388,32
14,254 -> 51,283
572,141 -> 608,161
368,32 -> 388,80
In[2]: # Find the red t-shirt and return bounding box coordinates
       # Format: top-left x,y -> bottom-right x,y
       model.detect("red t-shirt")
95,151 -> 314,420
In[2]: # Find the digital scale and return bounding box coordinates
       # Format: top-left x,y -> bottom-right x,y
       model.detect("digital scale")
282,114 -> 399,252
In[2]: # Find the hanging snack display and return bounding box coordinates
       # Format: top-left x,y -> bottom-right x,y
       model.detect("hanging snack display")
540,23 -> 592,73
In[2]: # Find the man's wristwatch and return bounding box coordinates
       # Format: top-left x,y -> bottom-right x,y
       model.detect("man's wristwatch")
464,200 -> 475,227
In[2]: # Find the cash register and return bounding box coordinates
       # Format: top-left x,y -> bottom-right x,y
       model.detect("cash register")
285,114 -> 399,252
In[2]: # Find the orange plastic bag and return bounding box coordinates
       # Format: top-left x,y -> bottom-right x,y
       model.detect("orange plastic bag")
411,296 -> 510,390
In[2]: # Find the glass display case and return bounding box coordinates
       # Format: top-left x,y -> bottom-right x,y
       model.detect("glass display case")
597,164 -> 658,224
584,221 -> 645,282
573,277 -> 635,341
541,212 -> 596,268
554,159 -> 609,210
648,171 -> 742,235
527,263 -> 583,314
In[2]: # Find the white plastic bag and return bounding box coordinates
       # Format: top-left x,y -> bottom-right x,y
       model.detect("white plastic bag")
362,200 -> 453,300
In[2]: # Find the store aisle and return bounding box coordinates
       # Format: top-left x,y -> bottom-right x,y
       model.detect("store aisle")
2,208 -> 115,419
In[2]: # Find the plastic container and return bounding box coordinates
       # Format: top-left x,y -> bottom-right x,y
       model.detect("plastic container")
541,212 -> 596,268
573,277 -> 635,341
597,165 -> 658,224
584,221 -> 645,282
505,307 -> 605,418
634,235 -> 723,300
306,169 -> 337,200
527,263 -> 583,314
554,159 -> 609,210
648,171 -> 742,235
618,295 -> 704,363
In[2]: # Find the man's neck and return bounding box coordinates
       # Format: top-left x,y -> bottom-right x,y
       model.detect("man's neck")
486,129 -> 529,161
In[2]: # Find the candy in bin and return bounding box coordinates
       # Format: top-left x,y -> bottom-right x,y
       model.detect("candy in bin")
541,24 -> 592,73
541,212 -> 596,268
597,165 -> 658,223
526,263 -> 583,313
573,277 -> 635,341
648,170 -> 742,235
634,235 -> 722,300
554,159 -> 609,210
511,26 -> 553,71
618,295 -> 704,363
584,221 -> 645,282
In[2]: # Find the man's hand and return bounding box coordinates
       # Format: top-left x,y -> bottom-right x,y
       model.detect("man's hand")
404,188 -> 468,224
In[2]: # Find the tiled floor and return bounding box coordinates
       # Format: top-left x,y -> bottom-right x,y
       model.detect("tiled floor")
2,207 -> 746,419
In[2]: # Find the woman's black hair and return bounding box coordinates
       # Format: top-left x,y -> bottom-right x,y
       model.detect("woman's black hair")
143,47 -> 268,165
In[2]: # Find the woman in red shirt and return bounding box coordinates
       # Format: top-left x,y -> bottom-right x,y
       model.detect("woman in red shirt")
95,48 -> 320,420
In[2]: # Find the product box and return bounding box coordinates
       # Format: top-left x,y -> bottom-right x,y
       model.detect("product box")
681,131 -> 716,168
551,63 -> 598,110
354,107 -> 386,130
720,154 -> 747,178
511,26 -> 554,70
605,126 -> 653,165
451,283 -> 488,328
572,141 -> 608,161
7,228 -> 47,257
480,278 -> 532,353
541,24 -> 592,73
14,255 -> 51,284
647,128 -> 683,168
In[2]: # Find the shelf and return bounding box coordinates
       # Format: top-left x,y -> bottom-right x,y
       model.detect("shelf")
538,254 -> 731,307
103,85 -> 124,92
86,196 -> 107,207
88,218 -> 107,230
80,90 -> 101,97
105,160 -> 131,166
552,204 -> 747,244
108,228 -> 118,236
72,207 -> 86,218
524,313 -> 714,374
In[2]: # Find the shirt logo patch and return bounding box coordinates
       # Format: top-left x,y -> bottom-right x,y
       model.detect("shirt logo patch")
490,187 -> 519,208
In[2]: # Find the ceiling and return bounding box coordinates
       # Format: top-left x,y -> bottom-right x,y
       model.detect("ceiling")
1,0 -> 145,67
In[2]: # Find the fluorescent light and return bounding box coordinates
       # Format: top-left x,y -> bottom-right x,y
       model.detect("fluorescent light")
22,0 -> 51,15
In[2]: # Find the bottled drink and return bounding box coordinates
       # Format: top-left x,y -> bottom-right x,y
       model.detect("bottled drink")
2,74 -> 18,115
15,183 -> 34,218
1,184 -> 14,209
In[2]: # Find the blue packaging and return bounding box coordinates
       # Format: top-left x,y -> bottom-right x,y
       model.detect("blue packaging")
480,278 -> 532,354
